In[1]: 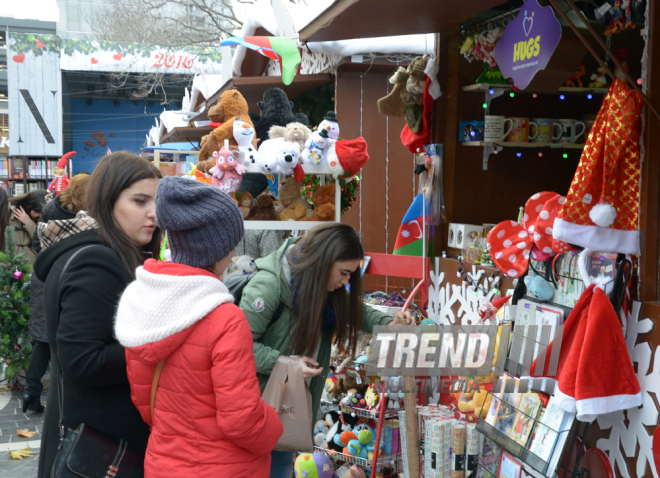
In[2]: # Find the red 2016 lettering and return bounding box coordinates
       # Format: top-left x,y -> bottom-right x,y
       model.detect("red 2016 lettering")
183,56 -> 194,69
164,54 -> 175,68
152,53 -> 164,67
176,55 -> 183,68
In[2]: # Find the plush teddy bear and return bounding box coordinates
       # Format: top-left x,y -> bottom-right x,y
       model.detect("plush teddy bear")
277,179 -> 312,221
377,57 -> 427,131
249,88 -> 309,147
199,89 -> 258,161
257,137 -> 303,179
267,122 -> 311,150
312,182 -> 336,221
274,142 -> 301,177
246,195 -> 280,221
236,192 -> 253,218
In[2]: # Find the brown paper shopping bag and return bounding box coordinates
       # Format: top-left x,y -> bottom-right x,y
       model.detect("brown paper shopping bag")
262,356 -> 314,452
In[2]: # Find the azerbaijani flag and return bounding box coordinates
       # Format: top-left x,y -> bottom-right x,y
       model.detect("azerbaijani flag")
219,36 -> 301,85
393,194 -> 425,256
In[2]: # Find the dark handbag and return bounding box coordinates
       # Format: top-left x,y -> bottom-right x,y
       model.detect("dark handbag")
50,245 -> 149,478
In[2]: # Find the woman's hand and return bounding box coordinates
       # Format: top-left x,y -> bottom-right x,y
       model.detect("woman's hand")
390,310 -> 415,326
14,207 -> 31,226
301,356 -> 324,381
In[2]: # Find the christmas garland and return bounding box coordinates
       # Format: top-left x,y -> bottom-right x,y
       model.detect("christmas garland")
301,175 -> 360,216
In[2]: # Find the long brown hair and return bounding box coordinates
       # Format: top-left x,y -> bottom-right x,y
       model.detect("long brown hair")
9,190 -> 49,216
86,153 -> 162,278
58,174 -> 90,212
0,188 -> 8,252
289,223 -> 364,357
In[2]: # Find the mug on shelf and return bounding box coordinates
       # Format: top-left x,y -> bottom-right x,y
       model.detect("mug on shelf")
484,115 -> 511,142
582,114 -> 597,142
505,117 -> 531,142
530,118 -> 561,143
459,121 -> 485,142
557,119 -> 586,144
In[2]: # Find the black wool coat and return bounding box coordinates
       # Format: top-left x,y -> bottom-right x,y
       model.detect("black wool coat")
34,229 -> 149,478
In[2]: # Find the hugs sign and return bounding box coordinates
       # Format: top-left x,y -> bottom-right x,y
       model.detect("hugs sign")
493,0 -> 562,90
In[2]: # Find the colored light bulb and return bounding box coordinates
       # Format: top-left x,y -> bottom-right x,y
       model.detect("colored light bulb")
563,153 -> 568,159
510,92 -> 515,98
517,152 -> 522,157
560,94 -> 565,100
489,89 -> 495,95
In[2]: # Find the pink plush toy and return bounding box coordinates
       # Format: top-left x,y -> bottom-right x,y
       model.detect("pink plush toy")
209,140 -> 247,195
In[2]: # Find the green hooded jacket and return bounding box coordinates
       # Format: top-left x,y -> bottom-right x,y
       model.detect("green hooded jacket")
239,237 -> 393,423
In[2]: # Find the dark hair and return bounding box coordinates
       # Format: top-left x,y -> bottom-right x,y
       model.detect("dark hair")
0,188 -> 8,252
289,223 -> 364,357
75,171 -> 91,176
86,153 -> 162,278
9,190 -> 50,216
59,174 -> 90,213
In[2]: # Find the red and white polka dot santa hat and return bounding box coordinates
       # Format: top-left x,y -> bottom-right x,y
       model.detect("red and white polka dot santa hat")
486,192 -> 574,278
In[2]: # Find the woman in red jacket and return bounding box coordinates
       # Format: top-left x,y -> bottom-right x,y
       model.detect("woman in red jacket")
115,177 -> 282,478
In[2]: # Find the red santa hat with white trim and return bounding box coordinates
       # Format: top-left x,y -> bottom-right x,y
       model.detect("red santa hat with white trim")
531,281 -> 641,422
326,138 -> 369,178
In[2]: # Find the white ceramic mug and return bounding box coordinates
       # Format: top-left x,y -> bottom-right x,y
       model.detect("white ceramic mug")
484,115 -> 513,142
558,119 -> 586,144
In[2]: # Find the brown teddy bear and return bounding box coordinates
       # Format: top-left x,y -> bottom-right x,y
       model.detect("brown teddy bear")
278,179 -> 312,221
199,89 -> 258,161
311,183 -> 336,221
246,195 -> 280,221
237,192 -> 253,219
267,122 -> 311,150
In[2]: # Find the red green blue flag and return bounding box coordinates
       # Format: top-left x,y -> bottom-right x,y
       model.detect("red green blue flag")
219,36 -> 301,85
393,194 -> 425,256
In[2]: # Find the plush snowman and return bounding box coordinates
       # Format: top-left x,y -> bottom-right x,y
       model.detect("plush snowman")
233,118 -> 260,164
317,111 -> 340,145
301,129 -> 329,165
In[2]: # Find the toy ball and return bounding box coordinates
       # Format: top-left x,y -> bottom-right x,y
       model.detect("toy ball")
294,453 -> 335,478
347,464 -> 367,478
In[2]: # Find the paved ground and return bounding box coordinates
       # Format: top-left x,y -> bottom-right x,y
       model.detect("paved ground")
0,379 -> 48,478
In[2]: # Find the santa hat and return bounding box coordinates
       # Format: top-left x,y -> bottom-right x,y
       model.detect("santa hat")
327,138 -> 369,178
56,151 -> 76,170
478,295 -> 511,322
531,283 -> 641,422
553,79 -> 643,255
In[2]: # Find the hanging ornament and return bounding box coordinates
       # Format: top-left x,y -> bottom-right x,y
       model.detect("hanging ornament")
4,285 -> 9,291
13,269 -> 23,281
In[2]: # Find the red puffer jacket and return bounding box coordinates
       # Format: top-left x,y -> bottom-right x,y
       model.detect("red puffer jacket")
114,259 -> 282,478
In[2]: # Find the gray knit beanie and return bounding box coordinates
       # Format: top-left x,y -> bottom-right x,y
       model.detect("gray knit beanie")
156,177 -> 244,267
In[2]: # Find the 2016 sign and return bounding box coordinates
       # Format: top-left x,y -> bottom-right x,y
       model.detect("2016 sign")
493,0 -> 562,90
152,53 -> 195,69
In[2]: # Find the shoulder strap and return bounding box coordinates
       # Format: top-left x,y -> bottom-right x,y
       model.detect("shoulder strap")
54,244 -> 98,440
150,360 -> 165,425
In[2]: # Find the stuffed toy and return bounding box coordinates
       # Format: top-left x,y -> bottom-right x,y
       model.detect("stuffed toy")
302,129 -> 330,165
249,88 -> 309,147
48,152 -> 75,195
294,453 -> 336,478
193,169 -> 211,185
272,200 -> 284,214
208,140 -> 247,195
377,57 -> 426,128
246,194 -> 280,221
346,465 -> 367,478
385,376 -> 404,409
278,179 -> 312,221
199,89 -> 258,161
236,192 -> 253,218
268,122 -> 311,150
327,138 -> 370,178
564,63 -> 586,88
364,383 -> 379,409
348,423 -> 382,460
333,430 -> 358,455
524,270 -> 555,301
323,374 -> 339,401
233,117 -> 260,164
312,183 -> 336,221
257,137 -> 304,180
318,111 -> 340,144
275,142 -> 302,177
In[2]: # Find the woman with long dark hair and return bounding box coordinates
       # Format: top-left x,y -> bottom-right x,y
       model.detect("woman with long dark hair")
239,223 -> 413,478
8,190 -> 50,263
0,187 -> 10,252
34,153 -> 162,478
23,174 -> 91,413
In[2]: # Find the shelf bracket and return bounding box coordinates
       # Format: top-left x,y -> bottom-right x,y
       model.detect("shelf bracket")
484,88 -> 505,113
482,142 -> 502,170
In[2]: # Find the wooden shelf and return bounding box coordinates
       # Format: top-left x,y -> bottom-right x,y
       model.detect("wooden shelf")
462,141 -> 585,149
244,220 -> 332,231
244,163 -> 333,175
462,84 -> 609,94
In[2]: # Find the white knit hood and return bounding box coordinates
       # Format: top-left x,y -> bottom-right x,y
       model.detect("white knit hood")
115,263 -> 235,348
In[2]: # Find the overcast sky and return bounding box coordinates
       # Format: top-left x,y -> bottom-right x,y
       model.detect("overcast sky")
0,0 -> 59,22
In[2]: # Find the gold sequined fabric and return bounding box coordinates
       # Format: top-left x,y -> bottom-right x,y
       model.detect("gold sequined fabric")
559,79 -> 644,231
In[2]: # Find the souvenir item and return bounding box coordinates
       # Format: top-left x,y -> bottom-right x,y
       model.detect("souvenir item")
494,391 -> 522,435
487,192 -> 572,278
529,119 -> 561,143
460,121 -> 485,142
484,116 -> 512,142
477,438 -> 502,478
498,452 -> 522,478
511,392 -> 542,446
233,118 -> 260,164
554,79 -> 644,255
528,397 -> 574,471
208,140 -> 247,195
48,152 -> 75,195
504,117 -> 532,143
557,119 -> 586,144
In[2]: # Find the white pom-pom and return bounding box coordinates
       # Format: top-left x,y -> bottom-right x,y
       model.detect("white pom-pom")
589,202 -> 617,227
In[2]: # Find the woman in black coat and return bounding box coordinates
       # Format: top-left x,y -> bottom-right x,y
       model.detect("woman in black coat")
23,174 -> 90,413
34,153 -> 162,478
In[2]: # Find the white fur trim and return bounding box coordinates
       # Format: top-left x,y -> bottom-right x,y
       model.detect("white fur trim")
553,217 -> 639,255
589,202 -> 617,227
326,144 -> 344,177
576,391 -> 642,423
553,385 -> 577,413
115,267 -> 235,347
578,248 -> 615,295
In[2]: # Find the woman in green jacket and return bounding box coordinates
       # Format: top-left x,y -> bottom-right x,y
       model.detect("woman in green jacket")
239,222 -> 413,478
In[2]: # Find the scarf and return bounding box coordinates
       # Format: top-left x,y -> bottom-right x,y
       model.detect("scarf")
37,210 -> 99,250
